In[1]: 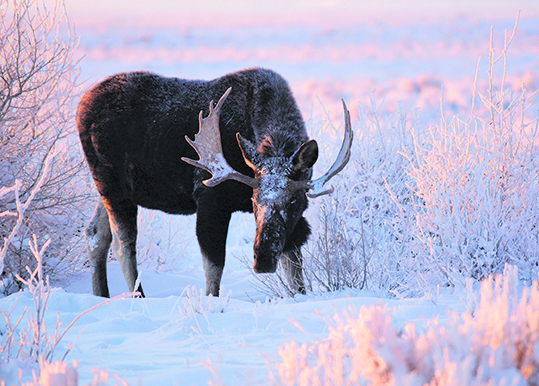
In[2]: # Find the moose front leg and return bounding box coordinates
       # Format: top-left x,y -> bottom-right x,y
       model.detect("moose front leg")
196,204 -> 232,296
281,250 -> 306,295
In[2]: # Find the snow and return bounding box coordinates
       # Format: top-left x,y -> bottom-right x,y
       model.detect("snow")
2,258 -> 468,385
3,0 -> 539,385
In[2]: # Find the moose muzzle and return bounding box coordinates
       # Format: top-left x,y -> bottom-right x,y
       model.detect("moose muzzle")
252,205 -> 285,273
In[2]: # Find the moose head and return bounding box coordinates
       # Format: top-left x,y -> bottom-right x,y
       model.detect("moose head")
182,87 -> 353,279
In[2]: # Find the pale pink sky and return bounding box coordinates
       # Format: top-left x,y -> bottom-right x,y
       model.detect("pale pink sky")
56,0 -> 538,29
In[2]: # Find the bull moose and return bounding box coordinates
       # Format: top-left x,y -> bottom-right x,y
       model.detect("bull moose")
76,68 -> 352,297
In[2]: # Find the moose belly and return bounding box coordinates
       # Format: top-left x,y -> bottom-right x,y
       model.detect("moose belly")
128,166 -> 197,215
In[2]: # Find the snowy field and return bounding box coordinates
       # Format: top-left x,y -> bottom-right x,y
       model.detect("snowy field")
2,0 -> 539,385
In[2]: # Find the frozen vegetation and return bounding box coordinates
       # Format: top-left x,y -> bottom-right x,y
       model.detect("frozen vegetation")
1,0 -> 539,385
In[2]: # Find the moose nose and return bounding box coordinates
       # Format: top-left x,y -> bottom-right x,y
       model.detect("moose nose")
253,256 -> 278,273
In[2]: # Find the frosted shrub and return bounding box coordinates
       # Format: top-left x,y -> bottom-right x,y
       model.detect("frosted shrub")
1,236 -> 134,367
33,360 -> 79,386
85,369 -> 130,386
402,23 -> 539,288
301,99 -> 418,295
14,361 -> 130,386
303,203 -> 368,292
270,265 -> 539,386
0,0 -> 90,295
302,20 -> 539,296
178,285 -> 232,318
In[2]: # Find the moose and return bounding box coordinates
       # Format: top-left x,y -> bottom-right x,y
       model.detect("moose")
76,68 -> 352,297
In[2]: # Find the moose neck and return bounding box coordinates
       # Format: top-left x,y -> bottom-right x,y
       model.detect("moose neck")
242,70 -> 309,156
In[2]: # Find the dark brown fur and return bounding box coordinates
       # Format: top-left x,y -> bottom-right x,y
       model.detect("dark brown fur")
77,68 -> 314,297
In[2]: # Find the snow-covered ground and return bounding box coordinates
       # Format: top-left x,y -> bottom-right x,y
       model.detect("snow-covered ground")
2,0 -> 539,385
2,254 -> 469,385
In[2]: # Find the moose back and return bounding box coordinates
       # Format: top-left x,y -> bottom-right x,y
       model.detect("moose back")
76,68 -> 352,297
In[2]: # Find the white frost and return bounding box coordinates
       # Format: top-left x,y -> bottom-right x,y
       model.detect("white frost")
87,233 -> 100,252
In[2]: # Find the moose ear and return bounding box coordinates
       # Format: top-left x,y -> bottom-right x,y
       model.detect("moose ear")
236,133 -> 261,171
291,139 -> 318,173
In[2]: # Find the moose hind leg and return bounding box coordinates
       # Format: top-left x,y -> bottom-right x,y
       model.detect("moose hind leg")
281,250 -> 306,295
85,199 -> 113,297
105,198 -> 145,296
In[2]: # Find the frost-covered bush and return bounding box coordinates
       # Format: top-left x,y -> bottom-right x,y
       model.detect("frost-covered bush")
27,359 -> 79,386
304,97 -> 419,295
259,21 -> 539,298
6,359 -> 129,386
0,251 -> 131,383
401,25 -> 539,289
269,265 -> 539,385
303,21 -> 539,296
0,235 -> 131,369
178,285 -> 232,318
303,203 -> 368,292
0,0 -> 91,295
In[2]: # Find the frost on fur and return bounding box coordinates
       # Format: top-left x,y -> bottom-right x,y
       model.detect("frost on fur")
269,265 -> 539,386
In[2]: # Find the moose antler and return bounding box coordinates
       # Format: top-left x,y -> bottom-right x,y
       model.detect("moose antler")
304,99 -> 354,198
183,89 -> 353,198
182,87 -> 260,188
